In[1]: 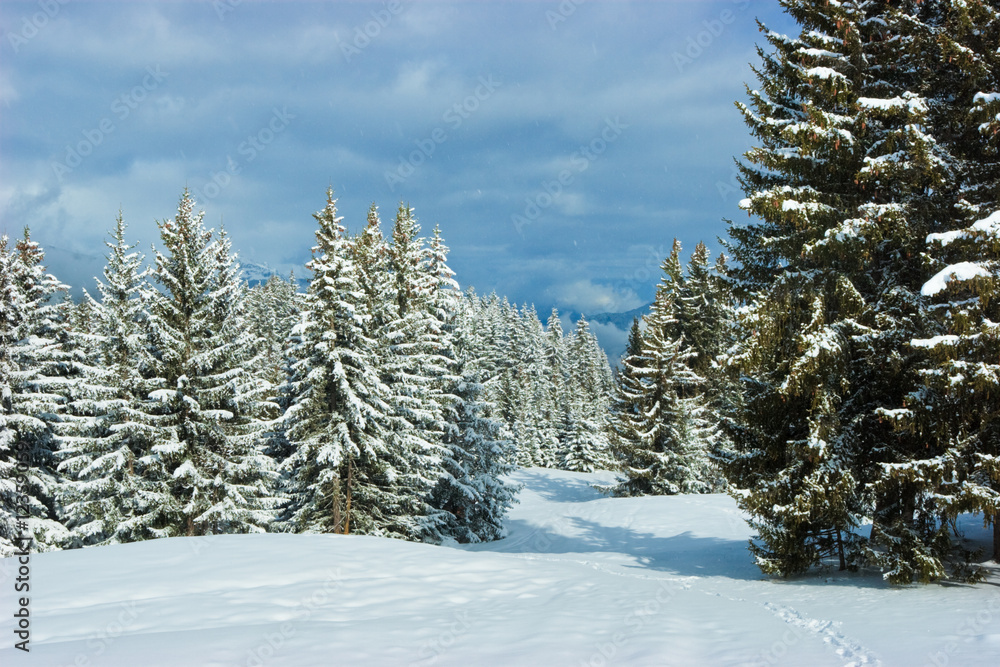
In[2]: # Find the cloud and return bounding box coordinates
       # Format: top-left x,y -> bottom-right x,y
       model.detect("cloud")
0,0 -> 797,343
590,321 -> 631,364
544,279 -> 642,315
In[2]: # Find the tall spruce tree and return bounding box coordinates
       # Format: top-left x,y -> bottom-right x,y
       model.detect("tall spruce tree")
607,256 -> 712,496
142,191 -> 278,537
1,230 -> 73,551
423,227 -> 519,543
897,1 -> 1000,568
723,1 -> 977,580
282,191 -> 438,540
560,316 -> 611,472
56,213 -> 163,545
1,236 -> 28,556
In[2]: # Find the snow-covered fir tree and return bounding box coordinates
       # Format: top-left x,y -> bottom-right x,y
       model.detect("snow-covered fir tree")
1,230 -> 73,552
606,253 -> 715,497
889,1 -> 1000,571
245,272 -> 303,466
282,191 -> 437,540
141,191 -> 279,537
560,316 -> 612,472
245,272 -> 302,389
512,304 -> 556,468
382,204 -> 449,524
606,317 -> 645,468
422,227 -> 518,543
722,0 -> 987,580
1,236 -> 27,557
55,213 -> 164,546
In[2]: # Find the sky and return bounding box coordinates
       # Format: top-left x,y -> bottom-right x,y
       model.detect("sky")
0,0 -> 797,357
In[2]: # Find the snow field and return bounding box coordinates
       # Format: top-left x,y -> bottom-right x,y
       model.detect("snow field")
2,467 -> 999,666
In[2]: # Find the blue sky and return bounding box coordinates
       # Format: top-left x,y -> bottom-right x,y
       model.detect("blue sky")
0,0 -> 796,356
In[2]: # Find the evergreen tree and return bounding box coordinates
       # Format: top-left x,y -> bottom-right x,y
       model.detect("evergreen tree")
1,230 -> 73,552
384,204 -> 449,534
424,227 -> 519,542
246,272 -> 303,467
895,1 -> 1000,569
56,213 -> 163,545
1,236 -> 26,556
723,1 -> 967,579
607,258 -> 712,496
560,316 -> 611,471
606,318 -> 647,469
542,309 -> 572,467
142,191 -> 278,537
245,273 -> 301,388
282,191 -> 435,540
513,305 -> 556,468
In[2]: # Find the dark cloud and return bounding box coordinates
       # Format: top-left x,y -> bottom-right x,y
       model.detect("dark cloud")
0,0 -> 798,352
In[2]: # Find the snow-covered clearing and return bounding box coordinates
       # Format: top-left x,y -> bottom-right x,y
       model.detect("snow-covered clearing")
3,468 -> 999,666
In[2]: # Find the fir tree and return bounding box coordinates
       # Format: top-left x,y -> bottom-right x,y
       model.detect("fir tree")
607,258 -> 712,496
56,213 -> 163,545
894,1 -> 1000,570
724,1 -> 964,579
424,228 -> 519,543
1,230 -> 73,552
1,236 -> 25,556
282,191 -> 435,540
142,191 -> 278,537
560,316 -> 611,472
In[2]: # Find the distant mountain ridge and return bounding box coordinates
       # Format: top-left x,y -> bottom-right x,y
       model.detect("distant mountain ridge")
239,260 -> 306,289
583,302 -> 653,330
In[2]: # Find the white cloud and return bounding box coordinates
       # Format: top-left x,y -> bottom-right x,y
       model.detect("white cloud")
545,279 -> 641,315
590,320 -> 631,363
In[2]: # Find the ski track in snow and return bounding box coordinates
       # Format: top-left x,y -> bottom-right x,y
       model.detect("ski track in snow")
504,532 -> 883,667
761,602 -> 882,667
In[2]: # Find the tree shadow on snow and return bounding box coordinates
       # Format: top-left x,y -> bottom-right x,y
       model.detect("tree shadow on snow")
486,515 -> 763,581
488,517 -> 931,588
513,470 -> 611,503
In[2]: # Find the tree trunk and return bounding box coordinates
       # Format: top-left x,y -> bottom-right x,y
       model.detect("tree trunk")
343,454 -> 353,536
902,488 -> 915,527
330,478 -> 342,534
837,530 -> 846,571
993,511 -> 1000,563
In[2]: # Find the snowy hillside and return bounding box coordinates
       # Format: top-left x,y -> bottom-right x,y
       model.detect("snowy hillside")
3,468 -> 999,667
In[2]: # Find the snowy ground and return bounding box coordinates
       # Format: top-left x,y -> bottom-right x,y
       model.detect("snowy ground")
3,468 -> 999,667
